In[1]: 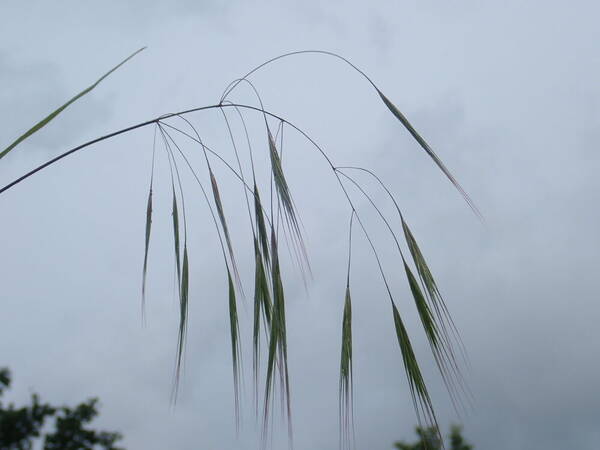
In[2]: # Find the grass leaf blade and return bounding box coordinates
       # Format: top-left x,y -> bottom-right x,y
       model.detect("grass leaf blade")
0,47 -> 146,159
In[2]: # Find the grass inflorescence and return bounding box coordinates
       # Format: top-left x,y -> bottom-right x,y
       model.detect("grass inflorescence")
0,49 -> 481,449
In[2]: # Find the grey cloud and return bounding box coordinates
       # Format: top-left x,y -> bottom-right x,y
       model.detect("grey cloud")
1,1 -> 600,450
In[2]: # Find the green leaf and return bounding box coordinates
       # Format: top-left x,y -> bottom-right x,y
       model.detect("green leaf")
0,48 -> 146,159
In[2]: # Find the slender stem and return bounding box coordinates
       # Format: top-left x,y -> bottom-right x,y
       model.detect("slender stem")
158,123 -> 230,269
220,50 -> 378,102
159,124 -> 188,240
219,108 -> 256,237
346,211 -> 355,286
0,117 -> 157,195
0,103 -> 337,195
0,101 -> 384,302
157,120 -> 274,229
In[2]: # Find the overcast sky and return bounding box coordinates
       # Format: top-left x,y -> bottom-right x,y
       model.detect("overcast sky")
1,1 -> 600,449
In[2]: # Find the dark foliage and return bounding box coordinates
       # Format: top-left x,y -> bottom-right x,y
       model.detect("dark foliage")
394,425 -> 472,450
0,367 -> 123,450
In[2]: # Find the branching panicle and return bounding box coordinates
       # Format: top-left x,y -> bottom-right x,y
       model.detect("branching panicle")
0,49 -> 479,450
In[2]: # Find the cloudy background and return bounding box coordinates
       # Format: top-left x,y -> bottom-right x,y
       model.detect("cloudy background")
1,1 -> 599,449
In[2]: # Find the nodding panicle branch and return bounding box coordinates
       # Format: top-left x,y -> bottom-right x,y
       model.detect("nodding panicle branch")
221,49 -> 481,220
156,119 -> 275,233
0,103 -> 340,196
158,122 -> 247,431
335,166 -> 472,373
219,50 -> 379,103
1,50 -> 480,450
141,125 -> 158,324
157,124 -> 192,399
336,169 -> 469,416
339,211 -> 356,450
